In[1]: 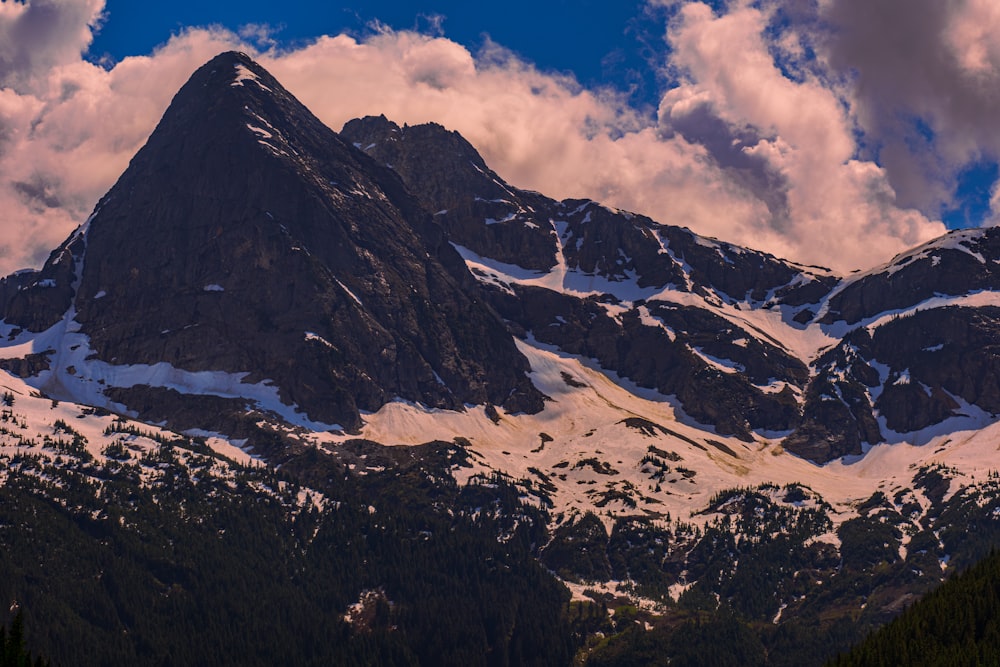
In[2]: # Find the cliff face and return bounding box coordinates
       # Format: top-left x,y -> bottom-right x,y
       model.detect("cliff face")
5,52 -> 543,431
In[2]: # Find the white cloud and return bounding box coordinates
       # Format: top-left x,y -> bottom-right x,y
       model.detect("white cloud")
0,0 -> 959,276
655,1 -> 944,269
263,31 -> 777,256
0,16 -> 241,271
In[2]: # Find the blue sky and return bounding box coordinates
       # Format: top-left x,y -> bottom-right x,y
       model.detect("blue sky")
2,0 -> 1000,274
89,0 -> 665,108
83,0 -> 996,232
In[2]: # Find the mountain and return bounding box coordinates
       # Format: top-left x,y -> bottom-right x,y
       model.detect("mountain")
341,115 -> 832,445
3,51 -> 1000,665
0,51 -> 542,438
342,115 -> 1000,463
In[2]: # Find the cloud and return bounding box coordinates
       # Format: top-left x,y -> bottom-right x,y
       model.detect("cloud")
0,0 -> 105,92
0,9 -> 241,271
0,0 -> 958,276
820,0 -> 1000,218
652,1 -> 944,269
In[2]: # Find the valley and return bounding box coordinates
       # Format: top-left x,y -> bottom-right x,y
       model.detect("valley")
2,51 -> 1000,665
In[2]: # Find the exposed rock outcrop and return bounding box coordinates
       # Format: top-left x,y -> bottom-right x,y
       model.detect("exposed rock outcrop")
23,52 -> 545,431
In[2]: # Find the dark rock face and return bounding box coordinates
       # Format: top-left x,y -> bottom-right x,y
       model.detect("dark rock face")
655,225 -> 835,305
557,201 -> 688,288
871,307 -> 1000,429
487,284 -> 805,440
783,331 -> 883,462
342,116 -> 837,307
343,115 -> 840,443
784,228 -> 1000,462
0,232 -> 83,332
341,116 -> 559,271
31,52 -> 544,430
821,229 -> 1000,325
785,305 -> 1000,461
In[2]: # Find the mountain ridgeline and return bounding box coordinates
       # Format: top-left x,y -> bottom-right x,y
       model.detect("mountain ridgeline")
2,51 -> 999,462
0,52 -> 543,434
340,116 -> 1000,463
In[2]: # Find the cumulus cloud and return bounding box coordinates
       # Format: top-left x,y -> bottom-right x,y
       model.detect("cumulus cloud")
0,0 -> 965,276
820,0 -> 1000,219
0,0 -> 104,92
0,11 -> 241,271
263,31 -> 779,254
653,1 -> 944,268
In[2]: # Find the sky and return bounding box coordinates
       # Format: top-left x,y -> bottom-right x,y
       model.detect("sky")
1,0 -> 1000,275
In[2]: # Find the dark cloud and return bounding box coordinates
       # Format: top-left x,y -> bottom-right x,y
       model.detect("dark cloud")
13,178 -> 62,210
663,97 -> 791,226
821,0 -> 1000,216
0,0 -> 105,91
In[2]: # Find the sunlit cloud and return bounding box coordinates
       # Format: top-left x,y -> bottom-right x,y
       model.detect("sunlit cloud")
0,0 -> 104,92
821,0 -> 1000,220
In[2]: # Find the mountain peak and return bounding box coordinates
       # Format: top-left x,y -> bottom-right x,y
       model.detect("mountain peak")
192,50 -> 272,90
3,51 -> 544,434
211,49 -> 257,68
153,51 -> 307,143
341,115 -> 561,270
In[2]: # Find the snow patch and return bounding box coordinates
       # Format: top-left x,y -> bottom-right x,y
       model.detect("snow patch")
305,332 -> 335,349
0,314 -> 343,433
231,63 -> 272,92
336,280 -> 363,306
246,123 -> 273,139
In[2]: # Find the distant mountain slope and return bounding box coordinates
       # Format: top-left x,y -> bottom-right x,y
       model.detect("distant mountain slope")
342,115 -> 835,444
343,115 -> 1000,462
828,549 -> 1000,667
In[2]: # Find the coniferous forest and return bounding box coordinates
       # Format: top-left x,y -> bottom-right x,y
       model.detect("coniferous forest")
5,420 -> 1000,665
0,438 -> 575,666
828,550 -> 1000,667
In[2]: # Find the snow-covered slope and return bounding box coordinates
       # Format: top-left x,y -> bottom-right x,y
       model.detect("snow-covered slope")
0,364 -> 298,498
307,336 -> 1000,535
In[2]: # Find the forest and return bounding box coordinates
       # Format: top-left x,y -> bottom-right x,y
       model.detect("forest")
4,426 -> 1000,666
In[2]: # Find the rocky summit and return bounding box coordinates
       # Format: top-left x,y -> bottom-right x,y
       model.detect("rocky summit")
0,51 -> 543,434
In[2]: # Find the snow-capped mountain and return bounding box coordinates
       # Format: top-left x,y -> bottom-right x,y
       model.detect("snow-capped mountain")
4,51 -> 1000,665
0,51 -> 542,438
341,113 -> 1000,463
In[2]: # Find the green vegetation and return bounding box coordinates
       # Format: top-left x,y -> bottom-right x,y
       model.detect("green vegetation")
581,479 -> 1000,666
828,550 -> 1000,666
0,438 -> 574,666
1,612 -> 49,667
7,418 -> 1000,666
